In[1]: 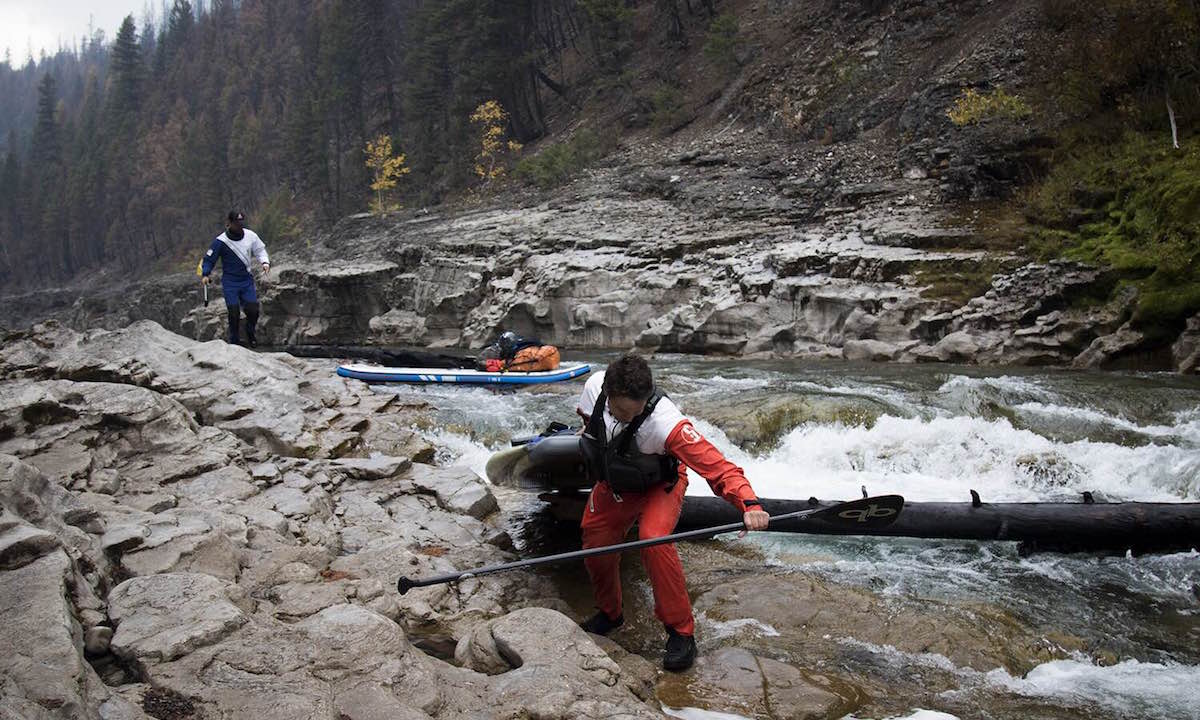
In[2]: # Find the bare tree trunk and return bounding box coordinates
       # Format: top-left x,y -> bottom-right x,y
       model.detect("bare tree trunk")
334,116 -> 343,215
660,0 -> 685,41
1166,90 -> 1180,149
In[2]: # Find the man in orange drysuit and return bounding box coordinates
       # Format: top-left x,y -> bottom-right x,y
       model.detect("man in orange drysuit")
575,353 -> 770,671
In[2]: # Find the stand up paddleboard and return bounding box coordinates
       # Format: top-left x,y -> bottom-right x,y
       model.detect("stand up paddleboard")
337,361 -> 590,385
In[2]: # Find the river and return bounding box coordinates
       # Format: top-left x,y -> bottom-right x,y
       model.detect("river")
371,357 -> 1200,720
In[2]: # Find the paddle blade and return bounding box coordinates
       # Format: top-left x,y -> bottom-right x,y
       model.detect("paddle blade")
812,495 -> 904,528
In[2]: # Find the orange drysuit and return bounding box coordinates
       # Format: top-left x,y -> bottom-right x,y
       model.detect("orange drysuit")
580,419 -> 759,636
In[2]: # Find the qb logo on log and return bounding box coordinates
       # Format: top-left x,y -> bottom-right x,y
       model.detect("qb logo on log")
837,503 -> 898,523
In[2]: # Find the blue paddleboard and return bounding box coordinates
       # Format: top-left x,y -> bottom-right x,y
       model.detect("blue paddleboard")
337,361 -> 590,385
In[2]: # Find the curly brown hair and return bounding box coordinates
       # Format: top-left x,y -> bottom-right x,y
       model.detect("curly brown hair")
603,353 -> 654,400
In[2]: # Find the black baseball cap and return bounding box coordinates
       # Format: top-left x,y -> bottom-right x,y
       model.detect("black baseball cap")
227,210 -> 245,224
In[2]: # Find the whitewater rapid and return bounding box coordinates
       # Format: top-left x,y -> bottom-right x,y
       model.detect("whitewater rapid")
371,358 -> 1200,720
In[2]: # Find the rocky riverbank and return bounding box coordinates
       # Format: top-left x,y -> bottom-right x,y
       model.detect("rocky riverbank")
8,128 -> 1194,373
4,0 -> 1197,372
2,320 -> 1089,719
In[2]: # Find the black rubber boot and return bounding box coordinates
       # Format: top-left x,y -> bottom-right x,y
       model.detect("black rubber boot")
244,302 -> 260,348
579,611 -> 624,636
663,628 -> 696,671
225,304 -> 241,345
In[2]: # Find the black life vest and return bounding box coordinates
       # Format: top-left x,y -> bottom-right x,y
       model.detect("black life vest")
581,389 -> 680,494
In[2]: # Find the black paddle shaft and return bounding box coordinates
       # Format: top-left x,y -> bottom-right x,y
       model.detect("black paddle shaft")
397,494 -> 903,595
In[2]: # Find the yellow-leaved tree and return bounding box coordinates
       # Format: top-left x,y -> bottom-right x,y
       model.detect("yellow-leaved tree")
470,100 -> 522,187
364,134 -> 411,213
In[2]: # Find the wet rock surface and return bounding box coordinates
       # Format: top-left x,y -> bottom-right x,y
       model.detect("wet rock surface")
1173,313 -> 1200,374
0,321 -> 661,719
0,0 -> 1190,711
693,575 -> 1055,675
0,322 -> 1175,719
655,647 -> 858,720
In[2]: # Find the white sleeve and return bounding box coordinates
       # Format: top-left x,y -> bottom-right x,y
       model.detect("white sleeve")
576,371 -> 605,418
249,230 -> 269,265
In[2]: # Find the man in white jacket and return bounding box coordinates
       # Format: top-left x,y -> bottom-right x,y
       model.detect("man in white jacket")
200,211 -> 270,347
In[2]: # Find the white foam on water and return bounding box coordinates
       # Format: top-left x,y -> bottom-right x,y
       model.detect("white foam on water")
1014,402 -> 1200,445
788,380 -> 928,417
982,658 -> 1200,720
840,639 -> 1200,720
1017,549 -> 1200,600
845,711 -> 961,720
935,374 -> 1059,407
421,428 -> 495,480
930,375 -> 1055,420
666,373 -> 773,393
680,412 -> 1200,502
695,611 -> 781,640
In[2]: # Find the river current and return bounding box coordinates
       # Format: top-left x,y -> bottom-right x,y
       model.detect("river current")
372,357 -> 1200,720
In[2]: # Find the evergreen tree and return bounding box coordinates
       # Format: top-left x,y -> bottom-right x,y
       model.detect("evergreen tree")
0,136 -> 21,283
108,16 -> 143,124
167,0 -> 195,53
580,0 -> 634,77
0,0 -> 649,288
31,73 -> 61,169
65,72 -> 105,270
103,16 -> 145,267
31,72 -> 69,274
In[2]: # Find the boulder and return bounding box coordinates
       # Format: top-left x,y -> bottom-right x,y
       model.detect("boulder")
1072,322 -> 1148,369
1172,313 -> 1200,374
455,608 -> 660,718
0,521 -> 59,570
656,647 -> 856,719
694,575 -> 1054,675
843,338 -> 903,362
108,573 -> 249,664
0,550 -> 111,718
407,463 -> 499,519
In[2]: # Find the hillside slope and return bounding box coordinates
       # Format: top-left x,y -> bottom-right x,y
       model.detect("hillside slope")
4,0 -> 1197,371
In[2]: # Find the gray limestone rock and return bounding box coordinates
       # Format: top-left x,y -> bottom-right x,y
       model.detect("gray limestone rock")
1171,313 -> 1200,374
1073,322 -> 1149,369
0,522 -> 59,569
842,338 -> 903,362
122,528 -> 242,581
0,550 -> 111,718
929,329 -> 987,362
407,463 -> 499,519
656,646 -> 854,720
108,573 -> 249,664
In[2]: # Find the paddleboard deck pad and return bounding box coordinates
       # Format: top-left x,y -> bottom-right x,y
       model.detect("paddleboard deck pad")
337,362 -> 590,385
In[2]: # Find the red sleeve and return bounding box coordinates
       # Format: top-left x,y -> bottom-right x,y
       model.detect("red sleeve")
665,420 -> 759,512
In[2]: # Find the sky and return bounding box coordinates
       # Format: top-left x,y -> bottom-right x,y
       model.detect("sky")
0,0 -> 140,62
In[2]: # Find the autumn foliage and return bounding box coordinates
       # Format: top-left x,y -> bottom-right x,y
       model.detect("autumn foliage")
364,134 -> 411,213
470,100 -> 522,186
